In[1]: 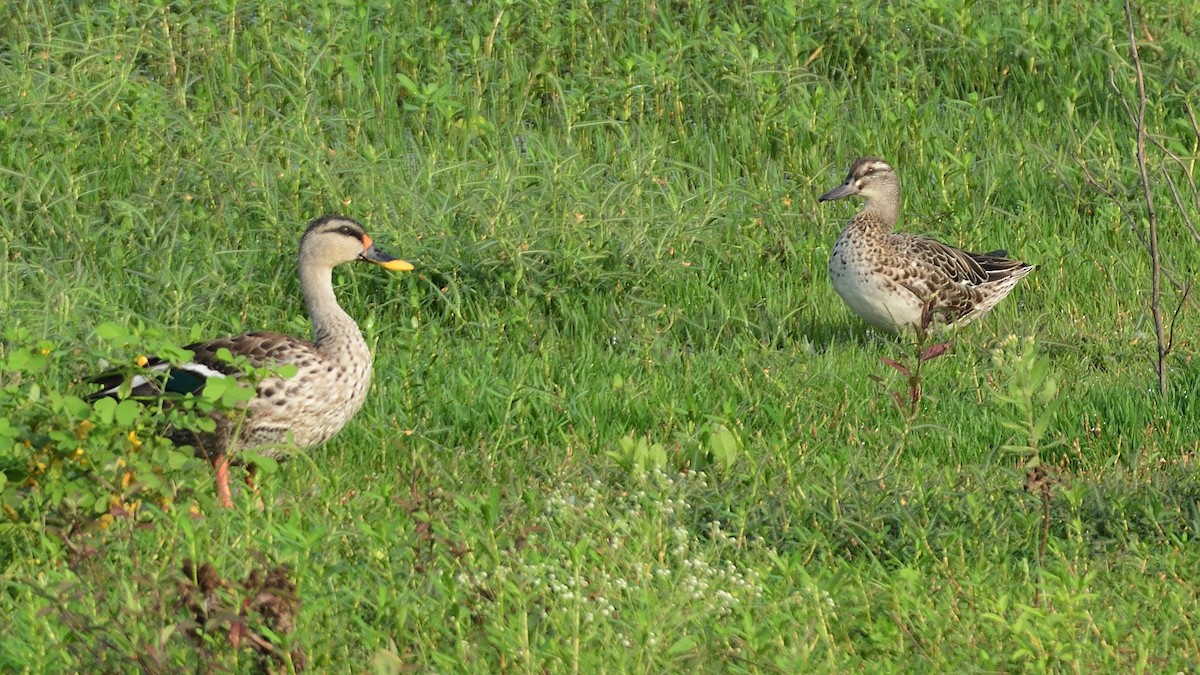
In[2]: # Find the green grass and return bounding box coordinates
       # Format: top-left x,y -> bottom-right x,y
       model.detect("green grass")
3,0 -> 1200,671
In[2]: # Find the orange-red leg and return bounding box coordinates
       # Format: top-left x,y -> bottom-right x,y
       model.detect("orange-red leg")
244,464 -> 264,509
214,455 -> 234,508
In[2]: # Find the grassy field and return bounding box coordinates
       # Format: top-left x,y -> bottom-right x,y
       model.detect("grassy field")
3,0 -> 1200,671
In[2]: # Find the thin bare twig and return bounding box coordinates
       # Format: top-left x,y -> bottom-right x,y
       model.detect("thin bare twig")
1077,157 -> 1189,294
1124,0 -> 1169,396
1166,281 -> 1192,358
1158,169 -> 1200,246
1077,157 -> 1146,246
1146,131 -> 1200,245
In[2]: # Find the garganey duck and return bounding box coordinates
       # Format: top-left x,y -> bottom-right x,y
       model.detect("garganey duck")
819,157 -> 1034,333
88,214 -> 413,507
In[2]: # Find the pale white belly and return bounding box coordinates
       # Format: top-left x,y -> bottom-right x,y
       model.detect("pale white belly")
828,241 -> 923,333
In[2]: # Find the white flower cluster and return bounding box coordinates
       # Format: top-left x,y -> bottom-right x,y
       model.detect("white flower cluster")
501,472 -> 764,630
805,583 -> 837,621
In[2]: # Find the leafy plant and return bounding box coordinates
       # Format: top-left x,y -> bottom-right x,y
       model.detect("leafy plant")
1,329 -> 204,538
989,334 -> 1065,606
696,422 -> 741,476
868,301 -> 953,469
0,321 -> 285,541
609,433 -> 667,475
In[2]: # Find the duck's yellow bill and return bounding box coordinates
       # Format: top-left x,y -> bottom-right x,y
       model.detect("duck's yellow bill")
380,258 -> 414,272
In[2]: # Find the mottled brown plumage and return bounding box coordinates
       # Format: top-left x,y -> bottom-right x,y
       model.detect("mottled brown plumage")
819,157 -> 1033,333
88,214 -> 413,507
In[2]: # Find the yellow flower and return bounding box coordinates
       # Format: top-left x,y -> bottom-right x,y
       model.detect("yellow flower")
135,354 -> 149,367
127,430 -> 142,451
97,514 -> 115,530
121,471 -> 135,488
76,419 -> 96,439
73,447 -> 84,460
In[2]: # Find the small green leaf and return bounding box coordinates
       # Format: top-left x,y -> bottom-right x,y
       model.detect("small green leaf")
707,425 -> 740,472
241,452 -> 279,474
0,417 -> 15,442
95,322 -> 126,341
201,377 -> 229,401
58,394 -> 92,419
114,399 -> 140,427
7,349 -> 29,371
395,72 -> 420,94
648,442 -> 667,469
167,450 -> 194,470
140,473 -> 164,491
666,635 -> 698,657
92,397 -> 117,425
1032,415 -> 1052,440
220,382 -> 256,407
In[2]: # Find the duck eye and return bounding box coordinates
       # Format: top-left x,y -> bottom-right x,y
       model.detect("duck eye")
337,226 -> 356,237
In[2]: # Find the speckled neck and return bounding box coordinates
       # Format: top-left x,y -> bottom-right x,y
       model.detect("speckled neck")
298,263 -> 369,358
844,211 -> 896,246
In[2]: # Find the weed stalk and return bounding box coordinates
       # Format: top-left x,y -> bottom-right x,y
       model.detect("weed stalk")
989,336 -> 1064,607
869,301 -> 953,473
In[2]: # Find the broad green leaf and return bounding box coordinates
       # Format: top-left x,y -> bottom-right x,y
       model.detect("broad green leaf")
221,382 -> 256,407
166,450 -> 194,470
92,397 -> 117,425
707,425 -> 739,472
666,635 -> 697,657
241,452 -> 280,474
114,399 -> 140,427
95,322 -> 126,341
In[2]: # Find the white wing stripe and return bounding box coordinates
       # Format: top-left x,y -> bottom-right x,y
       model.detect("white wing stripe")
176,362 -> 228,379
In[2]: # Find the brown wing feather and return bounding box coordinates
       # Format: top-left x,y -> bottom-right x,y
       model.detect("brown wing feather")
899,236 -> 989,285
968,250 -> 1034,280
890,236 -> 1033,324
186,332 -> 318,372
899,236 -> 1032,284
